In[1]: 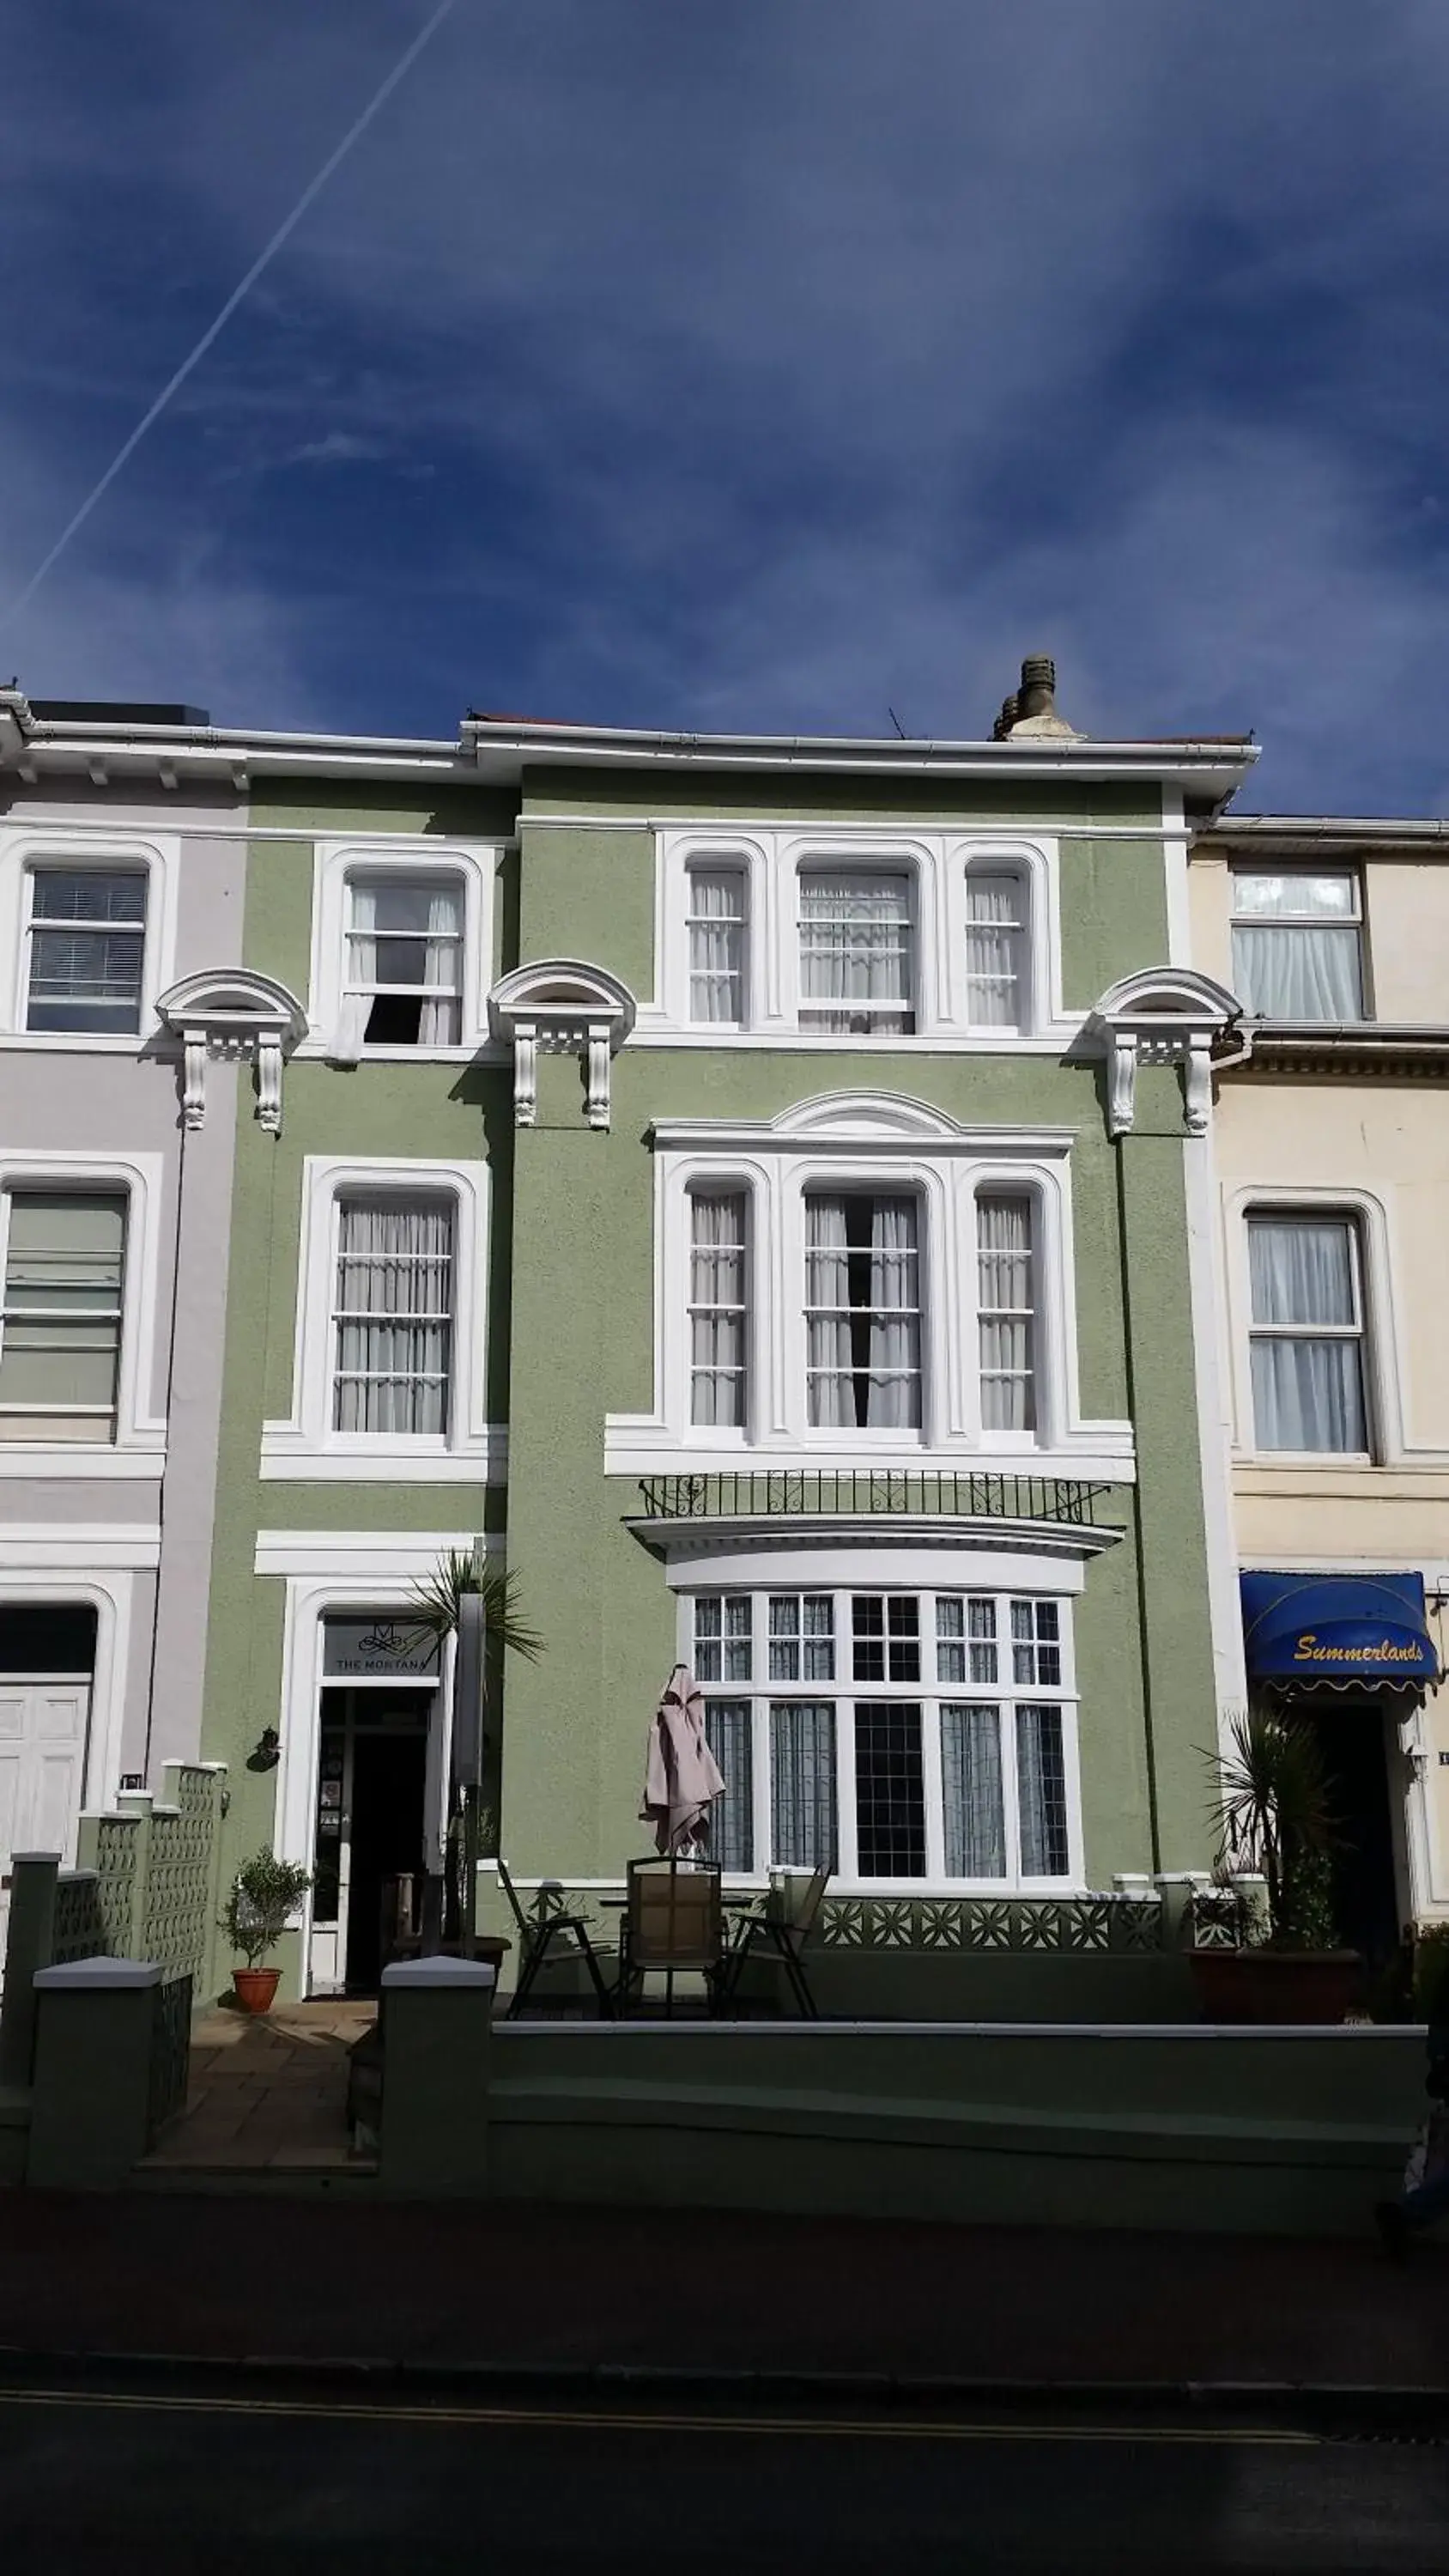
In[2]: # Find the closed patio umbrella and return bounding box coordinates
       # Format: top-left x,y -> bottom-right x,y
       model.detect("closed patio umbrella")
640,1665 -> 725,1856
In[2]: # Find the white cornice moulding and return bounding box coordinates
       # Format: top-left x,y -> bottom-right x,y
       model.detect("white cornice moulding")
0,1525 -> 161,1569
255,1530 -> 494,1578
155,967 -> 307,1135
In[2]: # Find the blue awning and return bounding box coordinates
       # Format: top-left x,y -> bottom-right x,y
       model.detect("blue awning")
1240,1571 -> 1440,1687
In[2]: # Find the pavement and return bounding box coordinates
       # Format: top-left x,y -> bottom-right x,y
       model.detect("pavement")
3,2191 -> 1449,2406
138,1999 -> 371,2172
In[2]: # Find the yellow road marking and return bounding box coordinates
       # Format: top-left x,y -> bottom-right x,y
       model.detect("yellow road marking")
0,2386 -> 1320,2445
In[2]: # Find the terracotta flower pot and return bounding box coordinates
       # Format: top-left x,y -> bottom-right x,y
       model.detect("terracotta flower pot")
1188,1946 -> 1364,2026
232,1966 -> 282,2015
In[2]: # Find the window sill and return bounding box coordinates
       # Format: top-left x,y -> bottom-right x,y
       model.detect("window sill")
293,1038 -> 500,1066
630,1020 -> 1083,1052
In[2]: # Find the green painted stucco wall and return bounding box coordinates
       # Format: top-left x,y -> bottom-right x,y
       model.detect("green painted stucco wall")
202,763 -> 1222,1974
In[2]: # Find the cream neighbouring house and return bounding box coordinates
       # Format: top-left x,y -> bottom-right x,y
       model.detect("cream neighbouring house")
1191,813 -> 1449,1963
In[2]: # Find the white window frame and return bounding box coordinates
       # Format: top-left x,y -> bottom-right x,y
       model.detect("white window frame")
792,856 -> 919,1039
1229,866 -> 1367,1023
260,1157 -> 500,1481
302,837 -> 502,1061
0,1152 -> 165,1475
646,828 -> 1072,1045
606,1096 -> 1131,1476
0,829 -> 179,1048
676,1573 -> 1082,1893
1227,1192 -> 1377,1466
685,859 -> 749,1029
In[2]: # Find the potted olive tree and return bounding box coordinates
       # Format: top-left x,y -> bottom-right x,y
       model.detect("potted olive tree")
220,1847 -> 313,2014
1190,1707 -> 1361,2023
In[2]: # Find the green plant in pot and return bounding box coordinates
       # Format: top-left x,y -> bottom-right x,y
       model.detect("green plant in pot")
407,1552 -> 543,1955
221,1847 -> 312,2014
1191,1706 -> 1361,2024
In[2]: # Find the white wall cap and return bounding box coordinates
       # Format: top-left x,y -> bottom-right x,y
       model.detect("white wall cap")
382,1957 -> 497,1990
33,1959 -> 161,1990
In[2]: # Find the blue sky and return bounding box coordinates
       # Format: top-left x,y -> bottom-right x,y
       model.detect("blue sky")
3,0 -> 1448,808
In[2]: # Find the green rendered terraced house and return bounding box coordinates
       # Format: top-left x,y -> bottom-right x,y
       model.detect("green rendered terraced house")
0,664 -> 1256,2007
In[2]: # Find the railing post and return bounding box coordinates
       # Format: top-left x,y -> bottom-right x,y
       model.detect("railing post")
117,1789 -> 155,1957
0,1854 -> 59,2088
377,1957 -> 495,2198
27,1959 -> 162,2188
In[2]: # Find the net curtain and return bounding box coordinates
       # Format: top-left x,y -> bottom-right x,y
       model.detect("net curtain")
806,1196 -> 920,1428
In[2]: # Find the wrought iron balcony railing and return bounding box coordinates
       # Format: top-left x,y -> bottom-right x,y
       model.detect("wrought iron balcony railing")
636,1470 -> 1113,1527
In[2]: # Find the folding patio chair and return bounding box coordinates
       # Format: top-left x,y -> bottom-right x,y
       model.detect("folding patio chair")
617,1856 -> 727,2017
498,1857 -> 615,2018
720,1860 -> 831,2017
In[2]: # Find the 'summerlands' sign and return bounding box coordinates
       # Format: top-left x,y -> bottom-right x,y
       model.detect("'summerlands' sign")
1293,1631 -> 1431,1667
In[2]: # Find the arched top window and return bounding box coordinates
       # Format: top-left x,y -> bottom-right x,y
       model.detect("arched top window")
964,862 -> 1030,1033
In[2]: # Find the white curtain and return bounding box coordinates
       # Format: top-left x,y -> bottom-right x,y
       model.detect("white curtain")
868,1197 -> 920,1428
1232,875 -> 1361,1020
806,1197 -> 919,1428
799,872 -> 912,1032
333,1199 -> 453,1435
769,1702 -> 835,1868
805,1197 -> 853,1427
688,871 -> 745,1023
346,880 -> 462,1044
1016,1705 -> 1069,1877
1248,1218 -> 1365,1450
965,871 -> 1025,1028
689,1191 -> 747,1426
977,1194 -> 1034,1431
941,1704 -> 1006,1877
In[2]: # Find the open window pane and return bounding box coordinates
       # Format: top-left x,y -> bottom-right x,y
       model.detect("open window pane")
798,871 -> 914,1034
332,1197 -> 453,1435
688,869 -> 747,1024
0,1192 -> 126,1438
965,871 -> 1026,1028
27,872 -> 146,1035
689,1191 -> 748,1426
805,1194 -> 921,1429
853,1702 -> 925,1876
769,1702 -> 835,1868
346,878 -> 463,1047
941,1704 -> 1007,1877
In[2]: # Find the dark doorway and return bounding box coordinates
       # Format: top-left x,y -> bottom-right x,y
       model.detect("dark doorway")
1307,1698 -> 1402,1971
345,1722 -> 428,1993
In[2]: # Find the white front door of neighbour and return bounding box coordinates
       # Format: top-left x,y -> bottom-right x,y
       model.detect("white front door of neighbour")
0,1679 -> 91,1958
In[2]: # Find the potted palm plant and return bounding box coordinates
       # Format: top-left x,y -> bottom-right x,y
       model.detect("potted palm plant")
220,1847 -> 313,2014
408,1551 -> 543,1952
1190,1707 -> 1361,2023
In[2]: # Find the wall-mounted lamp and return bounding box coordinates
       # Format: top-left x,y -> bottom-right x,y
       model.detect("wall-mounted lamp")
246,1727 -> 282,1775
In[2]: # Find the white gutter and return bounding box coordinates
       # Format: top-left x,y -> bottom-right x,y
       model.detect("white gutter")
1200,814 -> 1449,851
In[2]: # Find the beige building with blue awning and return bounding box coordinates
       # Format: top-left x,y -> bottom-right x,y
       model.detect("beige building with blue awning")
1191,816 -> 1449,1959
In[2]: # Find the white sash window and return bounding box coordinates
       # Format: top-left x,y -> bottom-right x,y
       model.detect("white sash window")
687,867 -> 747,1025
1247,1212 -> 1367,1453
798,870 -> 914,1035
805,1193 -> 921,1429
1231,870 -> 1363,1021
332,1196 -> 454,1437
689,1190 -> 749,1427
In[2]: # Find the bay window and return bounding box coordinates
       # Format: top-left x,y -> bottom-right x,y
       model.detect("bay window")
691,1583 -> 1076,1886
1247,1212 -> 1367,1454
797,869 -> 915,1035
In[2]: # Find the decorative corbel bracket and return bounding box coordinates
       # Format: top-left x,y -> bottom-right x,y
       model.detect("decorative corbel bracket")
155,969 -> 308,1137
488,960 -> 636,1131
1086,967 -> 1243,1140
